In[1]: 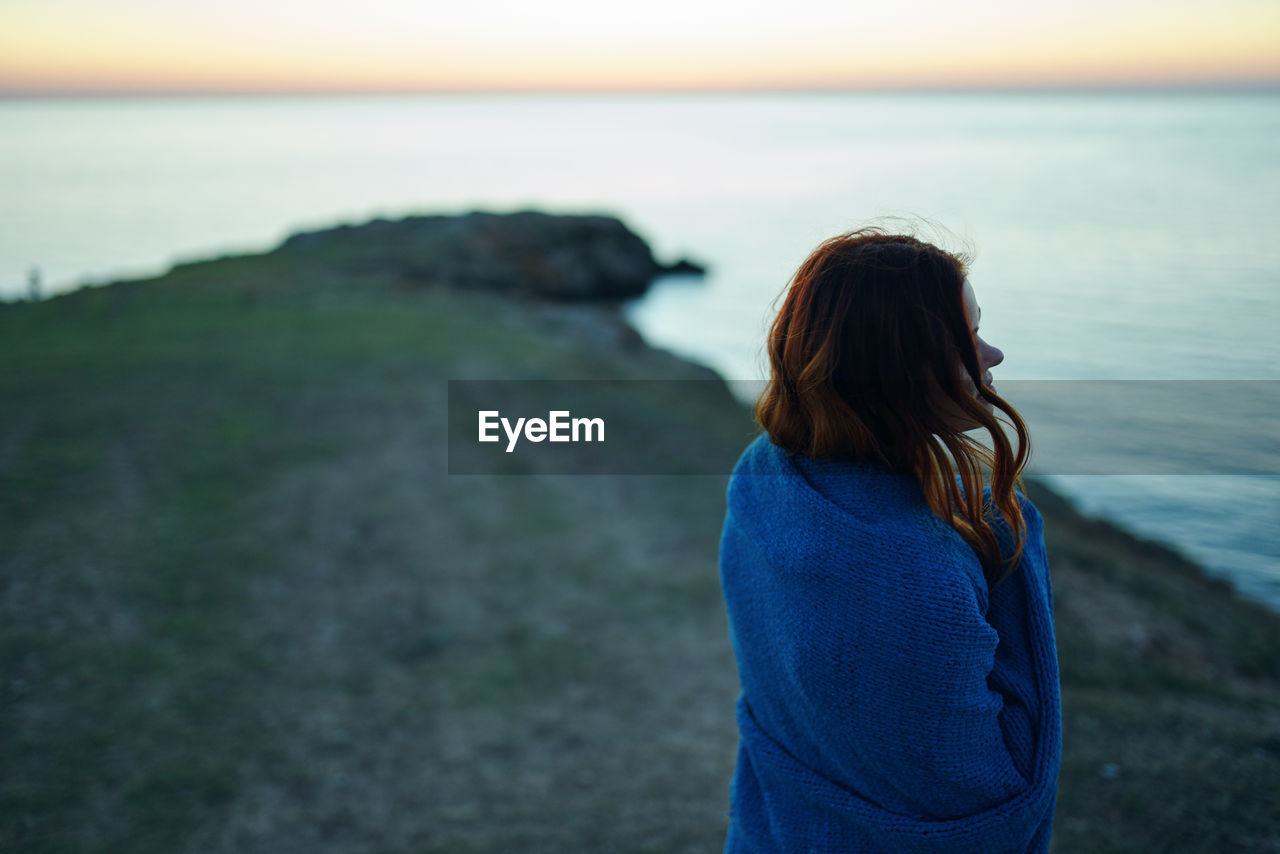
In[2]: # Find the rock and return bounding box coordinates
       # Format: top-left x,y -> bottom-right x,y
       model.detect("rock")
661,258 -> 708,276
277,211 -> 701,300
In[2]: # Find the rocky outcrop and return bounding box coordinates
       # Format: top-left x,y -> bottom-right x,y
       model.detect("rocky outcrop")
277,211 -> 704,299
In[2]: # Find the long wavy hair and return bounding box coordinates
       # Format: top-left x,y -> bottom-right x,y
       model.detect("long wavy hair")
755,228 -> 1031,587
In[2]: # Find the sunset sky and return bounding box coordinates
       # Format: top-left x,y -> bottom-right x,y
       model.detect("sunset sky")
2,0 -> 1279,94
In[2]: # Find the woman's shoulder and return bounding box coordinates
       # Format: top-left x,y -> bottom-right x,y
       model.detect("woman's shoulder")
730,434 -> 926,513
724,434 -> 989,600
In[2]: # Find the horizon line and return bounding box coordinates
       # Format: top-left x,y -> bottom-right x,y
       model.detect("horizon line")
3,79 -> 1279,99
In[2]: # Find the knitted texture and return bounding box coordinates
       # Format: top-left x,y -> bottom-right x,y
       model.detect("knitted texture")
720,434 -> 1061,853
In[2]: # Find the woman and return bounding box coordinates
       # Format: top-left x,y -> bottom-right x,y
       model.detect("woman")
720,229 -> 1061,853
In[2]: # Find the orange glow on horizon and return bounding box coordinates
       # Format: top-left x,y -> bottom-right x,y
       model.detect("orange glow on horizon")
2,0 -> 1278,94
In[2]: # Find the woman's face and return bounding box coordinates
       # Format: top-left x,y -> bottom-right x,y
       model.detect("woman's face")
949,280 -> 1004,430
962,279 -> 1004,394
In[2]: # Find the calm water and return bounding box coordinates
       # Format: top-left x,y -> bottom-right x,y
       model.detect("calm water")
2,93 -> 1277,608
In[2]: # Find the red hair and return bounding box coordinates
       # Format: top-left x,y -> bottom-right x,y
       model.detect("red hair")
755,228 -> 1030,587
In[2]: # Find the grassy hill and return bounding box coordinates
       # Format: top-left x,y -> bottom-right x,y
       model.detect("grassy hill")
2,236 -> 1277,852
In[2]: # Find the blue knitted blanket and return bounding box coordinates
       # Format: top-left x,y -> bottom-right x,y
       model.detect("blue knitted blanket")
720,434 -> 1061,853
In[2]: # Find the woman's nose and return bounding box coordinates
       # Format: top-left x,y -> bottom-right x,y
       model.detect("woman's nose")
981,339 -> 1004,369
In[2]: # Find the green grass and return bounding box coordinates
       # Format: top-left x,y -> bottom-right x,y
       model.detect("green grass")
0,261 -> 750,852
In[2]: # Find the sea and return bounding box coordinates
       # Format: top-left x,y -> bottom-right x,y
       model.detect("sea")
1,92 -> 1277,610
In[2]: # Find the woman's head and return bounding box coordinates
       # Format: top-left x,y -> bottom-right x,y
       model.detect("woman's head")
755,228 -> 1030,585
